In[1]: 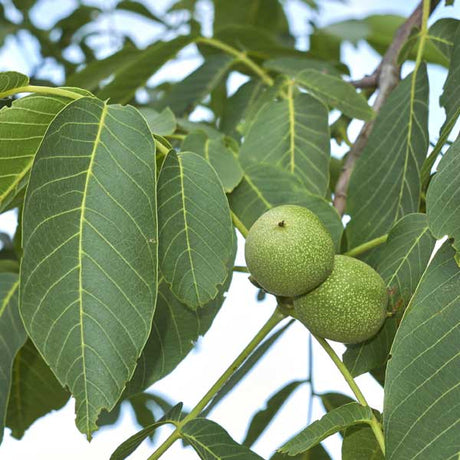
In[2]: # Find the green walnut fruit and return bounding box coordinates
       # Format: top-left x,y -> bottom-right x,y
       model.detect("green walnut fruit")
244,205 -> 335,297
293,255 -> 388,344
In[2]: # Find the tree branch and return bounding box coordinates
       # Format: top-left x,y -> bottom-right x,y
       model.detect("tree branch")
333,0 -> 441,215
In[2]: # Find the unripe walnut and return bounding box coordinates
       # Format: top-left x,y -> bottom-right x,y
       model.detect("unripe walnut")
244,205 -> 335,297
293,255 -> 388,344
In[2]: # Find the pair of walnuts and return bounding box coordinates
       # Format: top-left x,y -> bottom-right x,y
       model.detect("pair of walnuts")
244,205 -> 388,344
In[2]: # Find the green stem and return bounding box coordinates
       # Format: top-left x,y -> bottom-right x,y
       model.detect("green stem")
313,335 -> 385,455
343,234 -> 388,258
413,0 -> 431,73
155,140 -> 170,157
0,85 -> 82,100
148,308 -> 286,460
233,265 -> 248,273
165,133 -> 186,141
196,37 -> 274,87
231,211 -> 248,238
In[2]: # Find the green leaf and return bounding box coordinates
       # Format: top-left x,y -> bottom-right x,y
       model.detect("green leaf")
342,425 -> 384,460
181,418 -> 264,459
6,340 -> 70,439
422,18 -> 459,65
309,28 -> 340,62
400,19 -> 459,68
384,242 -> 460,459
161,54 -> 234,116
178,118 -> 223,139
20,97 -> 158,437
426,136 -> 460,257
265,57 -> 343,78
0,260 -> 19,273
116,0 -> 166,25
346,65 -> 429,248
439,21 -> 460,128
0,90 -> 89,212
364,15 -> 405,55
213,0 -> 288,38
11,0 -> 35,12
279,403 -> 373,455
140,107 -> 176,136
97,403 -> 122,428
240,92 -> 330,196
295,70 -> 374,121
319,392 -> 355,414
238,77 -> 288,136
343,213 -> 435,377
202,320 -> 294,418
110,403 -> 183,460
421,23 -> 460,187
66,45 -> 141,91
129,394 -> 155,432
219,80 -> 264,138
97,36 -> 193,103
228,164 -> 343,250
211,25 -> 301,60
243,380 -> 304,447
157,151 -> 234,309
0,71 -> 29,96
439,23 -> 460,140
182,131 -> 243,192
270,443 -> 331,459
319,392 -> 356,438
0,273 -> 25,444
318,19 -> 370,45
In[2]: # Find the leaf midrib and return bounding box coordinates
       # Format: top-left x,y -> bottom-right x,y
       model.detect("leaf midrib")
395,66 -> 424,225
287,84 -> 295,174
178,154 -> 202,306
77,101 -> 108,435
0,280 -> 18,317
385,226 -> 430,288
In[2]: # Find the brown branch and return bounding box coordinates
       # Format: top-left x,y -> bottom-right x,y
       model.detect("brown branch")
333,0 -> 441,216
350,74 -> 378,89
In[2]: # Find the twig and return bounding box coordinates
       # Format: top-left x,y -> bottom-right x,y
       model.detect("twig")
333,0 -> 441,216
350,74 -> 378,89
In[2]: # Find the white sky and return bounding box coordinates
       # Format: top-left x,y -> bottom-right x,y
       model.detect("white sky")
0,0 -> 459,459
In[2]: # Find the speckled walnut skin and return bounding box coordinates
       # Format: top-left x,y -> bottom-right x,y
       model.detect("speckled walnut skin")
293,255 -> 388,344
244,205 -> 335,297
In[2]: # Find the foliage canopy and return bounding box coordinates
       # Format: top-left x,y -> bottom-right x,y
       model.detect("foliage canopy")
0,0 -> 459,459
